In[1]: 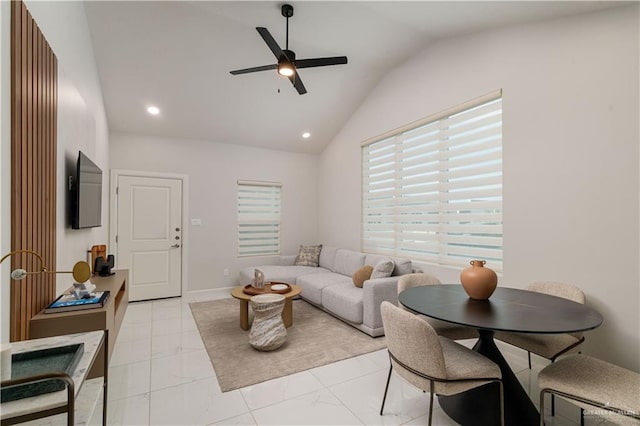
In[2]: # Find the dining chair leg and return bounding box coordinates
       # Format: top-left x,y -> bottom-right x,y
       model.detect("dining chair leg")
550,359 -> 556,416
498,381 -> 505,426
379,364 -> 393,415
539,389 -> 547,426
528,351 -> 532,369
428,381 -> 434,426
580,408 -> 584,426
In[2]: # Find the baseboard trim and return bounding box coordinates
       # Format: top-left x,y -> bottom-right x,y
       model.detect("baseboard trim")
185,287 -> 234,302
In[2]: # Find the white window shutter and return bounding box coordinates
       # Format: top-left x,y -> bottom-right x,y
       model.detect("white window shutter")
362,93 -> 503,271
237,181 -> 282,257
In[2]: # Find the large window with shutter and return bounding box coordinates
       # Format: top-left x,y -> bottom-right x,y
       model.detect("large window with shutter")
361,91 -> 503,271
237,181 -> 282,256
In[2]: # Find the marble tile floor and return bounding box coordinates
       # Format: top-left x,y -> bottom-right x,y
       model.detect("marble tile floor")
75,291 -> 633,426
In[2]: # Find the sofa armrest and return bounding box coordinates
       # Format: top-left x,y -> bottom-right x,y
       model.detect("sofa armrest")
280,255 -> 297,266
362,277 -> 400,331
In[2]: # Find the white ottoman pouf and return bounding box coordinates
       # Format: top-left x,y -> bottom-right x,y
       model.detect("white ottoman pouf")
249,294 -> 287,351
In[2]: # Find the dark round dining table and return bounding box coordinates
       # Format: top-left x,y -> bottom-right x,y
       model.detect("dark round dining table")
398,284 -> 603,426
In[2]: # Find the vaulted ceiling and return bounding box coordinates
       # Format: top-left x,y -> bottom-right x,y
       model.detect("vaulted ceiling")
85,1 -> 623,154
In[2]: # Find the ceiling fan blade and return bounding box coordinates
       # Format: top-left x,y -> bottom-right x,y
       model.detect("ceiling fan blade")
230,64 -> 277,75
295,56 -> 348,69
256,27 -> 285,60
288,73 -> 307,95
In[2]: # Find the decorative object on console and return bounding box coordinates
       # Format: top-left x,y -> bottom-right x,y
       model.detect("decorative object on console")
90,244 -> 107,274
44,291 -> 110,314
72,282 -> 96,299
253,268 -> 265,289
90,244 -> 114,276
352,265 -> 374,288
94,255 -> 115,277
460,260 -> 498,300
294,244 -> 323,267
0,250 -> 91,283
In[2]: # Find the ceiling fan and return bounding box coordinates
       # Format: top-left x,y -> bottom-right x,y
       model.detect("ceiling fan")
229,4 -> 348,95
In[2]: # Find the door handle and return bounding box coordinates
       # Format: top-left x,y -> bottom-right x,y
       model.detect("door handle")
171,244 -> 181,248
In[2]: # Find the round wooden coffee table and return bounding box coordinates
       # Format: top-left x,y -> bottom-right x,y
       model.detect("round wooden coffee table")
231,284 -> 301,330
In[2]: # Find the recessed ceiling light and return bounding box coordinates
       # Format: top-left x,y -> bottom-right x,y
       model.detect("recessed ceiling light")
147,106 -> 160,115
302,132 -> 311,139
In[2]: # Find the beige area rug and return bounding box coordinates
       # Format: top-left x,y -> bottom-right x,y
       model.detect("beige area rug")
190,297 -> 386,392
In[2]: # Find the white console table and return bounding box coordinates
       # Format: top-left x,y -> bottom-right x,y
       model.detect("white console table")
0,331 -> 108,426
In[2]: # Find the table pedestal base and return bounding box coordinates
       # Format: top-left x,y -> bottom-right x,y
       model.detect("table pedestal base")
438,330 -> 539,426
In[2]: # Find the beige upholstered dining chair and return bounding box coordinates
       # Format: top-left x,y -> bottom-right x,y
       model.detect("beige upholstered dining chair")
494,281 -> 586,416
538,354 -> 640,425
379,301 -> 504,426
494,281 -> 586,369
397,273 -> 478,340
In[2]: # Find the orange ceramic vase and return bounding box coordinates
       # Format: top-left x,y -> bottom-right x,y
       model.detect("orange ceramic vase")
460,260 -> 498,300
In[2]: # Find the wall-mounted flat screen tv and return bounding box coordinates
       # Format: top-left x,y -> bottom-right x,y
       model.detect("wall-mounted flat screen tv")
71,151 -> 102,229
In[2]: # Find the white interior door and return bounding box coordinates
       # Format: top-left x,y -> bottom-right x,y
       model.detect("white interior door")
116,175 -> 183,301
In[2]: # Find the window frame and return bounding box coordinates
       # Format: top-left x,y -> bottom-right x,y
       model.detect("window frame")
237,180 -> 282,257
361,90 -> 503,272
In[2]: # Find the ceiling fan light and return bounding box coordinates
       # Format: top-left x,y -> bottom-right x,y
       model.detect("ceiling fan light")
278,63 -> 295,77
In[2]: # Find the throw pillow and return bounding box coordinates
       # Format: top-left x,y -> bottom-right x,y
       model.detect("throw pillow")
294,244 -> 323,267
371,259 -> 395,279
393,258 -> 413,276
352,265 -> 374,288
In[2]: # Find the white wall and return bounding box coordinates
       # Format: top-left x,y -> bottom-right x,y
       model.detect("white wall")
55,70 -> 109,295
319,5 -> 640,371
0,0 -> 109,337
25,1 -> 109,293
110,133 -> 319,292
23,2 -> 110,296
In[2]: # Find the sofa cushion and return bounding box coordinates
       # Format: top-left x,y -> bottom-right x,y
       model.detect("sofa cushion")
365,254 -> 391,268
294,244 -> 323,267
371,259 -> 395,279
319,246 -> 339,272
279,255 -> 297,266
322,283 -> 364,324
352,265 -> 374,288
297,273 -> 352,305
239,265 -> 329,286
333,249 -> 365,277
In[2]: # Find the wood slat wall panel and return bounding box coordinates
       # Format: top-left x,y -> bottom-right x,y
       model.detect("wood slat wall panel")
10,1 -> 21,338
10,1 -> 58,342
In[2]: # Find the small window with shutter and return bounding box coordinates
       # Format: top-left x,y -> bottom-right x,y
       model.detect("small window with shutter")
237,181 -> 282,257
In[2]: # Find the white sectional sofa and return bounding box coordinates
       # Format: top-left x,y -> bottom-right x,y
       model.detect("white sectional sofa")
239,246 -> 416,337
